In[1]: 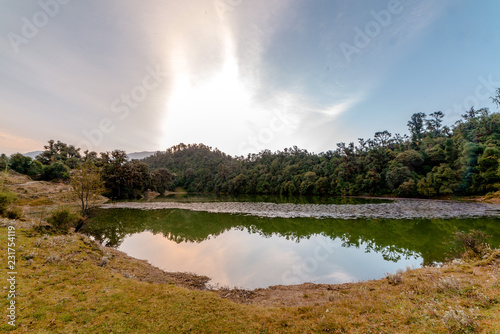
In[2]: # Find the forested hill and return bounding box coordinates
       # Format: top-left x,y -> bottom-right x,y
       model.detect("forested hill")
3,106 -> 500,199
142,108 -> 500,197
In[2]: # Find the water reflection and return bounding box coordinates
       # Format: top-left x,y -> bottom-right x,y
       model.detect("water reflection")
82,209 -> 500,288
118,229 -> 421,289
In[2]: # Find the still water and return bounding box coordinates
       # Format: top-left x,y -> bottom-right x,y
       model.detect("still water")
83,196 -> 500,289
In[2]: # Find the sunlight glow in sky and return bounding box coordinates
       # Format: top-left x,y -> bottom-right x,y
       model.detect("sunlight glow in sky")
1,0 -> 500,155
163,31 -> 256,150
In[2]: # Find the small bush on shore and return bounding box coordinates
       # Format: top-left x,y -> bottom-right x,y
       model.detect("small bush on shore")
387,269 -> 404,285
450,230 -> 491,259
47,207 -> 81,233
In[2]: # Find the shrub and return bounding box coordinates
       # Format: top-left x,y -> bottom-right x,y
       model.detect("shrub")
47,208 -> 79,233
8,153 -> 32,174
442,307 -> 479,333
42,162 -> 70,181
0,190 -> 17,216
6,207 -> 22,220
450,230 -> 491,259
27,160 -> 44,179
0,154 -> 8,171
387,269 -> 404,285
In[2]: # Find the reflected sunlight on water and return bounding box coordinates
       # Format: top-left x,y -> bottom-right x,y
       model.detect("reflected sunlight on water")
119,229 -> 421,289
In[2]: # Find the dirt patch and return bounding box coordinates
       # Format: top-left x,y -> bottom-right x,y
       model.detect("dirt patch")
467,191 -> 500,204
217,282 -> 358,307
2,171 -> 107,221
3,172 -> 73,208
102,246 -> 211,290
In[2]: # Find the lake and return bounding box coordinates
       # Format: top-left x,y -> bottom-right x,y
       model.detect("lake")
82,195 -> 500,289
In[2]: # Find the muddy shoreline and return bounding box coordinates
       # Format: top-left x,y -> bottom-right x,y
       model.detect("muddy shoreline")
100,198 -> 500,219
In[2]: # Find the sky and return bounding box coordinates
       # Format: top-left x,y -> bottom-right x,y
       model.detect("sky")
1,0 -> 500,156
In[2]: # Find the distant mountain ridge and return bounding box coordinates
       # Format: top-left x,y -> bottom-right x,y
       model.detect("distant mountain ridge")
23,151 -> 43,158
20,150 -> 155,160
127,151 -> 155,160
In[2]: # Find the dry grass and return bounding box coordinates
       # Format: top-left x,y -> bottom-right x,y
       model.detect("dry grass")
387,268 -> 405,285
2,171 -> 106,222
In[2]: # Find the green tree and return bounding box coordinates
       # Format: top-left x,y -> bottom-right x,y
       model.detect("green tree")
70,161 -> 105,218
150,168 -> 173,194
476,146 -> 500,191
314,176 -> 330,195
27,160 -> 44,179
37,140 -> 81,165
386,163 -> 412,192
42,162 -> 70,180
407,112 -> 426,148
373,130 -> 392,147
101,159 -> 152,199
491,88 -> 500,107
461,106 -> 478,121
417,164 -> 458,197
9,153 -> 32,174
426,111 -> 444,136
0,154 -> 8,171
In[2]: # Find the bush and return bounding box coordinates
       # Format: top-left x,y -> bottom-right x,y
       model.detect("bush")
387,269 -> 404,285
47,208 -> 80,233
450,230 -> 491,259
6,207 -> 22,220
42,162 -> 70,181
27,160 -> 44,179
9,153 -> 32,174
396,179 -> 418,197
442,307 -> 479,333
0,190 -> 17,216
0,154 -> 8,171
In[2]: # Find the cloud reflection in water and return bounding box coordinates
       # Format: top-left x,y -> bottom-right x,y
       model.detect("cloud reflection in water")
118,228 -> 422,289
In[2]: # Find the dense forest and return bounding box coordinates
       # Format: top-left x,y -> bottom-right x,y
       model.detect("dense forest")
141,107 -> 500,198
2,92 -> 500,199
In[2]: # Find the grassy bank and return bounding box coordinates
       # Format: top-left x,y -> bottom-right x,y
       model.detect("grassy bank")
1,219 -> 499,333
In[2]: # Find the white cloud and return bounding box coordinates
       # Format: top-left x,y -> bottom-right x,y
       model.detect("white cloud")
0,0 -> 453,155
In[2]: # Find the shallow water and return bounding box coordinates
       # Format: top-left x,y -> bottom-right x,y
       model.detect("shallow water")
84,197 -> 500,289
101,198 -> 500,219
